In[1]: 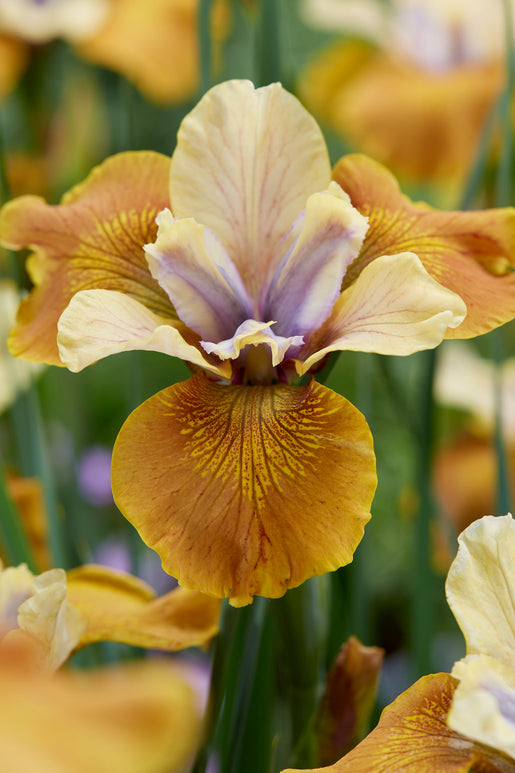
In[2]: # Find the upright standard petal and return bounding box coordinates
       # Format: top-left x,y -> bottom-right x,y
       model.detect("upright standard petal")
0,151 -> 171,365
445,514 -> 515,666
263,183 -> 368,339
169,80 -> 332,296
112,372 -> 376,606
298,252 -> 466,374
333,154 -> 515,338
144,208 -> 252,342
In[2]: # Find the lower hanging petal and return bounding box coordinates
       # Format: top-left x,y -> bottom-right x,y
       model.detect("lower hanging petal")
111,373 -> 376,606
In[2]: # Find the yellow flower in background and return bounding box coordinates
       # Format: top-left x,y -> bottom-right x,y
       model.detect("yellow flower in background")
433,342 -> 515,534
446,514 -> 515,760
0,635 -> 201,773
0,0 -> 229,103
299,0 -> 510,196
0,559 -> 220,669
4,78 -> 515,607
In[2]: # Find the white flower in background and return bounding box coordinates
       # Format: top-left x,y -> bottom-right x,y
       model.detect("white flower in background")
0,279 -> 42,414
0,0 -> 109,44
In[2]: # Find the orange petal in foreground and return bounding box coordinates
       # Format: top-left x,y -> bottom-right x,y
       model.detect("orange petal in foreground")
112,372 -> 376,606
334,154 -> 515,339
66,563 -> 220,650
0,151 -> 171,365
283,673 -> 513,773
0,639 -> 200,773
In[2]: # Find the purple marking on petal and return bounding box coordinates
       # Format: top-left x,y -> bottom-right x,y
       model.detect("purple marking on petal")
486,682 -> 515,726
262,185 -> 368,340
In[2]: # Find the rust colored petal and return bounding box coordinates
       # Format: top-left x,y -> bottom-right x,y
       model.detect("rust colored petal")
0,151 -> 172,365
283,673 -> 513,773
315,635 -> 384,765
111,372 -> 376,606
333,154 -> 515,339
66,563 -> 220,650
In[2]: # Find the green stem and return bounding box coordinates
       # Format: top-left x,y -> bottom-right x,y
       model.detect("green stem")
199,0 -> 213,94
255,0 -> 281,86
410,349 -> 436,679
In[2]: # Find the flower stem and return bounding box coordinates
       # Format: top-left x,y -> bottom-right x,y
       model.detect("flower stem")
199,0 -> 213,94
255,0 -> 281,86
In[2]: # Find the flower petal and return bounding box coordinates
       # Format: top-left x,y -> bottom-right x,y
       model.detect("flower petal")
0,642 -> 200,773
282,673 -> 511,773
169,80 -> 331,297
77,0 -> 229,104
445,514 -> 515,665
111,372 -> 376,606
263,182 -> 368,339
66,564 -> 220,650
201,319 -> 303,368
0,151 -> 171,365
144,208 -> 252,342
448,655 -> 515,762
298,252 -> 466,375
57,288 -> 229,378
333,154 -> 515,338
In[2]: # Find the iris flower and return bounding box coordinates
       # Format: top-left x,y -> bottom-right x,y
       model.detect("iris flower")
282,515 -> 515,772
4,80 -> 515,605
299,0 -> 507,194
0,559 -> 220,670
0,0 -> 228,103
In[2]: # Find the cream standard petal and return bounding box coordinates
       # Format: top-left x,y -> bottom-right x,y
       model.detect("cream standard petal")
57,289 -> 229,378
446,514 -> 515,666
169,80 -> 331,295
297,252 -> 467,375
263,182 -> 368,339
144,208 -> 252,342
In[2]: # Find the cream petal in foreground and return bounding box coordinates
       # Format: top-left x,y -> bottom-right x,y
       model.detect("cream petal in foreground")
57,288 -> 229,378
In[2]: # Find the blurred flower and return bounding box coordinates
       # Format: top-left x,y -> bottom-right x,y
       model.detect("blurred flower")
0,0 -> 229,103
433,342 -> 515,533
0,279 -> 42,414
0,635 -> 201,773
0,560 -> 220,669
77,445 -> 113,506
0,560 -> 85,672
446,513 -> 515,760
4,79 -> 515,606
299,0 -> 509,195
4,471 -> 51,571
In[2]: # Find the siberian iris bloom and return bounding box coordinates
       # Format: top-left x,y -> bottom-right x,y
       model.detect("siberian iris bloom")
0,0 -> 228,103
300,0 -> 508,195
5,79 -> 515,606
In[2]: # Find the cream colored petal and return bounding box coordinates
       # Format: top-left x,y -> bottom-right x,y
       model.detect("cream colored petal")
170,80 -> 331,296
263,182 -> 368,339
297,252 -> 467,375
0,565 -> 85,672
57,288 -> 229,379
0,0 -> 109,43
201,319 -> 303,367
144,208 -> 252,342
446,514 -> 515,666
448,654 -> 515,761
